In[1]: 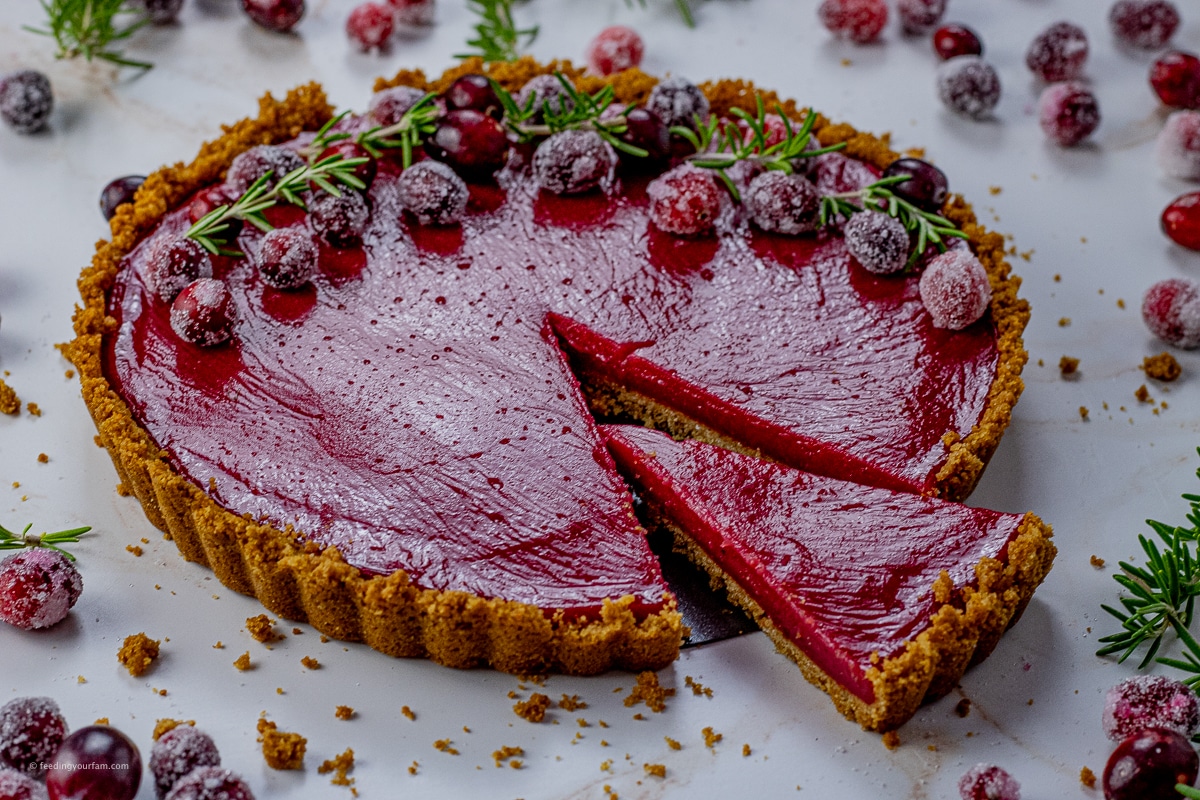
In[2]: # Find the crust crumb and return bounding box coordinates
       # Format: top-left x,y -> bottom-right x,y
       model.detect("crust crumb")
258,718 -> 306,770
624,671 -> 674,712
125,544 -> 143,557
0,380 -> 20,415
401,705 -> 416,720
664,736 -> 681,750
1080,766 -> 1096,788
335,705 -> 355,721
152,719 -> 194,741
882,730 -> 901,750
742,743 -> 752,756
513,692 -> 551,722
233,651 -> 253,671
118,633 -> 160,676
702,726 -> 723,749
684,675 -> 713,697
246,614 -> 284,643
558,693 -> 587,711
301,656 -> 320,669
317,748 -> 355,788
26,403 -> 41,417
1059,356 -> 1079,377
433,738 -> 460,755
36,453 -> 48,463
1079,406 -> 1089,421
1135,384 -> 1152,403
95,717 -> 108,724
1090,555 -> 1105,569
492,745 -> 524,767
643,762 -> 666,778
1144,352 -> 1181,382
407,760 -> 419,775
954,698 -> 971,718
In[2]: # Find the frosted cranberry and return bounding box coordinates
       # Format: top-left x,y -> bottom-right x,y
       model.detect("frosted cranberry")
0,697 -> 68,777
817,0 -> 888,44
1163,192 -> 1200,250
444,74 -> 501,118
188,186 -> 244,241
882,157 -> 948,212
0,550 -> 82,631
1038,82 -> 1100,146
844,212 -> 910,274
1110,0 -> 1179,50
1026,21 -> 1088,82
620,106 -> 670,161
933,24 -> 983,60
1143,277 -> 1200,348
368,86 -> 429,126
0,768 -> 47,800
309,190 -> 370,248
1157,110 -> 1200,179
647,76 -> 710,132
388,0 -> 434,26
919,249 -> 991,329
225,145 -> 305,195
317,140 -> 376,188
897,0 -> 945,35
936,56 -> 1001,119
587,25 -> 644,76
744,171 -> 819,235
814,152 -> 878,195
958,764 -> 1020,800
1151,51 -> 1200,109
648,165 -> 722,236
151,727 -> 221,799
147,237 -> 213,303
136,0 -> 184,23
1104,728 -> 1199,800
170,279 -> 237,347
0,70 -> 53,134
425,110 -> 509,175
516,74 -> 575,122
100,175 -> 145,221
346,2 -> 393,51
47,726 -> 142,800
242,0 -> 304,32
532,130 -> 617,195
164,767 -> 254,800
1104,676 -> 1200,742
256,227 -> 317,289
397,160 -> 468,225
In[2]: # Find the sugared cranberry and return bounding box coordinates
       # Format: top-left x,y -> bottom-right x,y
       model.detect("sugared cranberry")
100,175 -> 145,221
1026,21 -> 1088,82
309,190 -> 370,248
744,171 -> 820,235
517,74 -> 575,122
0,697 -> 68,777
388,0 -> 434,26
844,211 -> 910,274
256,227 -> 317,289
1143,277 -> 1200,348
933,24 -> 983,60
151,727 -> 221,799
368,85 -> 429,126
444,74 -> 501,118
137,0 -> 184,24
958,764 -> 1020,800
424,110 -> 509,175
147,237 -> 213,303
0,550 -> 82,631
1038,82 -> 1100,146
164,767 -> 254,800
817,0 -> 888,44
0,70 -> 53,134
532,130 -> 617,195
0,768 -> 47,800
882,157 -> 948,212
619,106 -> 670,161
1104,676 -> 1200,742
1157,110 -> 1200,179
1163,192 -> 1200,251
647,76 -> 710,132
188,186 -> 243,241
47,726 -> 142,800
897,0 -> 945,35
346,2 -> 393,51
225,145 -> 305,195
242,0 -> 304,32
170,279 -> 237,347
397,160 -> 468,225
1104,728 -> 1199,800
1110,0 -> 1179,50
648,165 -> 722,236
1151,51 -> 1200,109
936,56 -> 1001,119
919,249 -> 991,329
317,140 -> 376,189
587,25 -> 645,76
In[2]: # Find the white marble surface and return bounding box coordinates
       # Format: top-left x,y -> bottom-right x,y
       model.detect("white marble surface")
2,0 -> 1200,797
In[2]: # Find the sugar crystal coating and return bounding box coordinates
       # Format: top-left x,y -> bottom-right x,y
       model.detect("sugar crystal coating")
1038,82 -> 1100,146
1103,675 -> 1200,742
0,550 -> 83,631
225,145 -> 305,195
0,70 -> 52,134
1156,110 -> 1200,179
743,171 -> 820,235
532,129 -> 618,195
919,249 -> 991,329
958,763 -> 1020,800
0,768 -> 47,800
256,227 -> 317,289
897,0 -> 945,35
1142,277 -> 1200,349
1109,0 -> 1179,50
1026,21 -> 1088,82
147,237 -> 214,303
587,25 -> 644,76
397,160 -> 469,224
647,77 -> 710,131
163,766 -> 254,800
151,727 -> 222,799
817,0 -> 888,44
308,190 -> 370,248
346,2 -> 394,51
368,85 -> 427,127
0,697 -> 68,777
844,211 -> 910,274
170,279 -> 237,347
937,56 -> 1001,119
647,164 -> 722,236
517,74 -> 574,121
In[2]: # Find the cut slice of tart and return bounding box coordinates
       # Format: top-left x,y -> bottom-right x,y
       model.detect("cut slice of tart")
604,424 -> 1055,731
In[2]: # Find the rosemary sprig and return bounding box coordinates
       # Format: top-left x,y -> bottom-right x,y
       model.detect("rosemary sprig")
492,75 -> 649,157
25,0 -> 152,70
625,0 -> 698,28
0,522 -> 91,562
298,93 -> 441,170
456,0 -> 538,63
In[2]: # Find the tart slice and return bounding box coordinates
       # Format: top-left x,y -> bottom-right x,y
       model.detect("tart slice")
604,424 -> 1055,731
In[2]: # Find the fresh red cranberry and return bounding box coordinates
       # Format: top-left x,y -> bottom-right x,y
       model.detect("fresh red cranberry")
532,130 -> 617,195
170,279 -> 237,347
0,768 -> 46,800
919,249 -> 991,330
397,160 -> 469,225
188,186 -> 244,241
933,23 -> 983,60
1104,728 -> 1199,800
646,76 -> 710,131
844,211 -> 910,274
1038,82 -> 1100,146
1104,676 -> 1200,742
1157,110 -> 1200,179
424,110 -> 509,176
817,0 -> 888,44
47,726 -> 142,800
256,227 -> 317,289
619,106 -> 670,161
317,140 -> 376,189
346,2 -> 393,51
1110,0 -> 1179,50
368,85 -> 430,126
937,55 -> 1001,119
0,550 -> 82,631
308,190 -> 370,248
137,0 -> 184,23
1163,191 -> 1200,250
516,74 -> 575,121
958,763 -> 1020,800
0,70 -> 53,134
897,0 -> 945,35
586,25 -> 645,76
0,697 -> 68,777
1026,21 -> 1089,82
147,237 -> 213,303
444,74 -> 501,118
164,767 -> 254,800
744,171 -> 820,235
225,145 -> 305,195
882,157 -> 949,212
388,0 -> 434,26
242,0 -> 304,32
648,165 -> 722,236
99,175 -> 145,221
150,727 -> 221,799
1142,277 -> 1200,348
1151,51 -> 1200,109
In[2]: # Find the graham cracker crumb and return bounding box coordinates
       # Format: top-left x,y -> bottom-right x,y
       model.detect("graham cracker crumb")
118,633 -> 160,677
1144,352 -> 1181,382
212,641 -> 224,649
318,748 -> 355,788
335,706 -> 355,721
301,656 -> 320,670
1091,555 -> 1105,569
1135,384 -> 1152,403
624,671 -> 674,712
246,614 -> 284,643
292,627 -> 303,635
1058,317 -> 1070,327
1117,298 -> 1126,309
882,731 -> 901,750
77,675 -> 86,684
433,739 -> 460,755
257,718 -> 306,770
664,736 -> 681,750
513,692 -> 551,723
644,763 -> 666,778
25,403 -> 41,417
493,745 -> 524,767
558,693 -> 587,711
36,453 -> 48,463
116,483 -> 131,496
65,370 -> 74,379
632,713 -> 644,720
233,652 -> 253,671
152,719 -> 194,741
1081,766 -> 1096,788
684,676 -> 713,697
95,717 -> 108,724
598,720 -> 608,728
954,698 -> 971,718
277,688 -> 284,694
0,380 -> 20,415
742,743 -> 751,756
407,761 -> 418,775
702,726 -> 723,749
1079,406 -> 1089,421
401,705 -> 416,721
10,482 -> 17,489
1059,356 -> 1079,377
125,544 -> 142,557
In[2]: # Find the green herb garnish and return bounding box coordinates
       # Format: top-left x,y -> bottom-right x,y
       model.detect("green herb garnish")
0,522 -> 91,561
25,0 -> 152,70
493,74 -> 648,157
457,0 -> 538,63
625,0 -> 698,28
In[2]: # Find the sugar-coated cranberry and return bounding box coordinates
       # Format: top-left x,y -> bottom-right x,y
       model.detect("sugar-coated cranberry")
1104,727 -> 1199,800
147,237 -> 213,303
919,249 -> 991,329
317,140 -> 376,189
620,106 -> 670,161
1143,277 -> 1200,348
170,279 -> 237,347
388,0 -> 434,26
188,186 -> 244,241
532,130 -> 617,195
1151,51 -> 1200,109
517,74 -> 575,122
256,227 -> 317,289
346,2 -> 393,51
936,56 -> 1001,119
164,767 -> 254,800
242,0 -> 304,32
933,23 -> 983,60
648,165 -> 722,236
897,0 -> 945,36
0,70 -> 53,135
844,211 -> 910,274
0,550 -> 82,631
225,145 -> 305,195
587,25 -> 645,76
1157,110 -> 1200,179
1110,0 -> 1179,50
0,697 -> 68,777
47,726 -> 142,800
136,0 -> 184,24
151,727 -> 221,799
1163,192 -> 1200,250
1038,82 -> 1100,146
444,74 -> 501,118
100,175 -> 145,221
397,160 -> 469,225
744,171 -> 820,235
817,0 -> 888,44
814,151 -> 878,195
425,110 -> 509,175
1026,21 -> 1088,82
0,768 -> 47,800
958,764 -> 1020,800
309,190 -> 370,248
368,85 -> 429,126
647,76 -> 710,132
882,157 -> 948,212
1104,676 -> 1200,742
